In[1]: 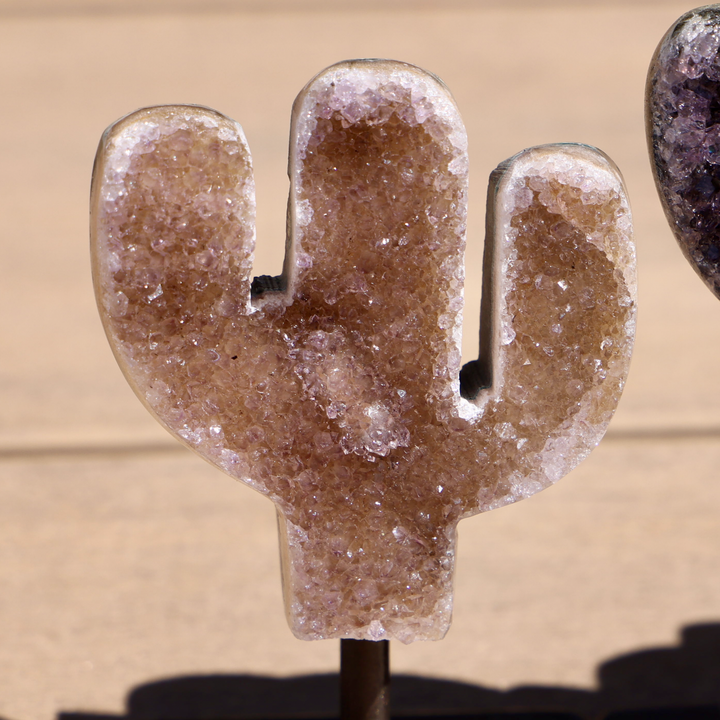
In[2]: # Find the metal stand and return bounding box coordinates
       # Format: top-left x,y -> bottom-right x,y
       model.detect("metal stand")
340,639 -> 390,720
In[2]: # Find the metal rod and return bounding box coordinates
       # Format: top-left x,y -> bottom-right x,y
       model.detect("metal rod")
340,638 -> 390,720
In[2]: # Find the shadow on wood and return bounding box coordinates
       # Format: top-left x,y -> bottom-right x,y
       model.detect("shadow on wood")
55,623 -> 720,720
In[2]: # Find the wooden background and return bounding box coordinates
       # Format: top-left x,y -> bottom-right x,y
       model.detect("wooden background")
1,1 -> 719,718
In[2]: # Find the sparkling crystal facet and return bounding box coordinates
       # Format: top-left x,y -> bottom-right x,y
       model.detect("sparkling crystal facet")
647,4 -> 720,297
91,60 -> 636,642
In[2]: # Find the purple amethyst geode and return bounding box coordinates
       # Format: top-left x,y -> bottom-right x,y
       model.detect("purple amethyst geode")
647,4 -> 720,297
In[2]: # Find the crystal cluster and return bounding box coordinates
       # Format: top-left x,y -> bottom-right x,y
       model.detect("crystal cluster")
647,4 -> 720,297
91,60 -> 636,643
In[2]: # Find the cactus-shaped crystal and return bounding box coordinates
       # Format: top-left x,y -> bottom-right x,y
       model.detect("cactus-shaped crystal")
91,60 -> 636,643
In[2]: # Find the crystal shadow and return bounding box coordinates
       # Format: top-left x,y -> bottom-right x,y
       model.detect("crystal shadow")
56,622 -> 720,720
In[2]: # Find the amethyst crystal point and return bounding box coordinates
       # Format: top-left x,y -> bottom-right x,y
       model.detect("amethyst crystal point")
647,4 -> 720,297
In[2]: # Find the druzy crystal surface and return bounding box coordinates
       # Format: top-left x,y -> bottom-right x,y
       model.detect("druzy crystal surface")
91,60 -> 636,643
647,4 -> 720,297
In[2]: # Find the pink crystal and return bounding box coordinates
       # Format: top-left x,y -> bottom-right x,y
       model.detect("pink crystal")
91,60 -> 636,642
